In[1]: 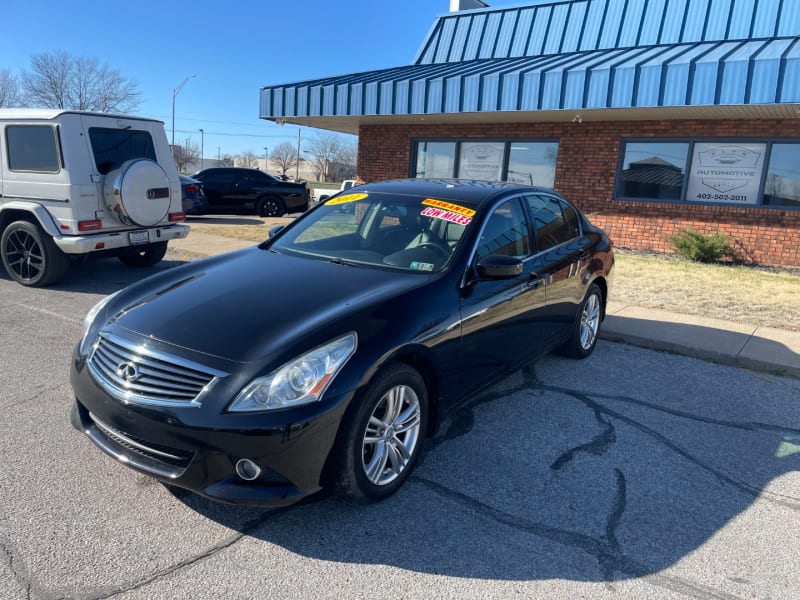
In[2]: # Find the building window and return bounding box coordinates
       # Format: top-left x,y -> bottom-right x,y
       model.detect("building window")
413,139 -> 558,187
415,141 -> 456,178
617,142 -> 689,200
6,125 -> 61,173
764,144 -> 800,207
616,139 -> 800,209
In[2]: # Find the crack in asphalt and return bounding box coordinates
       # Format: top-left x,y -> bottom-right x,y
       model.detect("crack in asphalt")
419,364 -> 798,596
415,476 -> 740,600
542,384 -> 800,511
0,532 -> 32,599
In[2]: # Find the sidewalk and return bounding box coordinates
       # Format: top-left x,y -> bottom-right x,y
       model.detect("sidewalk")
169,229 -> 800,379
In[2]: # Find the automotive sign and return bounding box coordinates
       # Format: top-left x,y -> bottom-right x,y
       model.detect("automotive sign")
686,143 -> 766,205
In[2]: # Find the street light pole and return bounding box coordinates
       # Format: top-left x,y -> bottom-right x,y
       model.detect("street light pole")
171,74 -> 196,155
264,147 -> 268,173
199,129 -> 204,171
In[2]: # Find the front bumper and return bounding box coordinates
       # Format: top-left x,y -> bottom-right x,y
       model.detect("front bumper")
70,343 -> 352,507
55,224 -> 189,255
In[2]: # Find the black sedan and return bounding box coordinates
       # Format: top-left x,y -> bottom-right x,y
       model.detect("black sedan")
70,179 -> 614,507
191,167 -> 310,216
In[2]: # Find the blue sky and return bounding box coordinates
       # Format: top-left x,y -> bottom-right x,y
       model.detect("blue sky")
1,0 -> 520,159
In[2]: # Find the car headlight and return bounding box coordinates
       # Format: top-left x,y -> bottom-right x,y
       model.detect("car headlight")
82,290 -> 121,335
228,332 -> 357,412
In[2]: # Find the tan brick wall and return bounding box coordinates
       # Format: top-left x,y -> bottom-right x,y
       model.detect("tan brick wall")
357,118 -> 800,268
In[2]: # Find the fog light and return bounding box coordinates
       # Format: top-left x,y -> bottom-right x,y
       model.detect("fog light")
235,459 -> 262,481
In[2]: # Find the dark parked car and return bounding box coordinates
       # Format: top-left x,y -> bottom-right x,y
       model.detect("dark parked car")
191,167 -> 310,217
179,175 -> 208,215
70,179 -> 614,507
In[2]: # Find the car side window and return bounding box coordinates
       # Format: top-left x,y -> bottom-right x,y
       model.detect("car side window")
205,171 -> 235,186
6,125 -> 61,173
476,198 -> 531,260
525,194 -> 574,251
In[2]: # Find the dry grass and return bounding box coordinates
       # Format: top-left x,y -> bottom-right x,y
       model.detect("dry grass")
613,251 -> 800,331
186,220 -> 800,331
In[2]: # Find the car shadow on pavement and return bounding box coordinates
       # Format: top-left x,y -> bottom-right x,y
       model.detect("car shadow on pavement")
169,346 -> 800,589
0,255 -> 194,295
186,216 -> 265,225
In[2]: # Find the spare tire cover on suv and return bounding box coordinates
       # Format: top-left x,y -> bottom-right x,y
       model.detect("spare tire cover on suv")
104,158 -> 171,227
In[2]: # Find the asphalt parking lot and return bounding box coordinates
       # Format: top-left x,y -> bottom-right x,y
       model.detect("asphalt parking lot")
1,253 -> 799,600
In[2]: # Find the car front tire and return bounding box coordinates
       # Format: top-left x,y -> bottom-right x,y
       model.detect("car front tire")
335,363 -> 428,504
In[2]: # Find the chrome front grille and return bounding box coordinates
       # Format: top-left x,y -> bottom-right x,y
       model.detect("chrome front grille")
88,332 -> 226,406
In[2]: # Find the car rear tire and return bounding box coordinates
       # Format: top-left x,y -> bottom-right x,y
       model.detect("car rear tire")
335,363 -> 428,504
256,196 -> 285,218
558,282 -> 603,359
1,220 -> 70,287
117,241 -> 168,267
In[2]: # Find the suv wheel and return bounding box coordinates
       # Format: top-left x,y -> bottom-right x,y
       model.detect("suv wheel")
117,241 -> 168,267
1,220 -> 70,287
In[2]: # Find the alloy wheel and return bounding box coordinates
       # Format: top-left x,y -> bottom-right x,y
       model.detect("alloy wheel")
4,228 -> 44,282
579,292 -> 601,350
361,384 -> 422,486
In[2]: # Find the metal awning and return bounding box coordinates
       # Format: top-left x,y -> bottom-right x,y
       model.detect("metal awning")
260,37 -> 800,135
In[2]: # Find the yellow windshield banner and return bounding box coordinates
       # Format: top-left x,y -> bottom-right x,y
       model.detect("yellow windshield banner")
422,198 -> 476,217
327,193 -> 368,205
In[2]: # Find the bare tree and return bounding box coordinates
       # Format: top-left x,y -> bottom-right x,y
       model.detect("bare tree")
217,155 -> 234,167
306,132 -> 344,182
236,150 -> 258,168
0,69 -> 21,107
764,174 -> 783,198
334,139 -> 358,180
20,50 -> 141,112
792,180 -> 800,202
173,140 -> 200,172
271,141 -> 299,178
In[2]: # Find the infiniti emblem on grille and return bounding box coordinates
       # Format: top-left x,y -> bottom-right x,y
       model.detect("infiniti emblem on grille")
116,362 -> 141,384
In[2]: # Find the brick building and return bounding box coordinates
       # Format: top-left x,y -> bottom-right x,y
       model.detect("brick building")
261,0 -> 800,267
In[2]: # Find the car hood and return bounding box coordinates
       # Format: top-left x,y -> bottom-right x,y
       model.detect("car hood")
108,248 -> 429,363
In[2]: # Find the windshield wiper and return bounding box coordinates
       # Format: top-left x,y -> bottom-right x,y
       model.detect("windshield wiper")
326,258 -> 361,268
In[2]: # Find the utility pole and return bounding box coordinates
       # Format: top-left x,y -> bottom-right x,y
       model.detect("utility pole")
199,128 -> 204,171
295,128 -> 301,181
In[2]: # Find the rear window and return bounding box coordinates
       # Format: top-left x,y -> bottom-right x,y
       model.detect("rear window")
6,125 -> 61,173
89,127 -> 156,174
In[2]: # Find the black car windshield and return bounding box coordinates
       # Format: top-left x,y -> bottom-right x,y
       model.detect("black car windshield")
270,191 -> 475,273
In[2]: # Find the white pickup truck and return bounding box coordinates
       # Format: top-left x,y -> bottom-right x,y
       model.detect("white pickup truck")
312,179 -> 356,205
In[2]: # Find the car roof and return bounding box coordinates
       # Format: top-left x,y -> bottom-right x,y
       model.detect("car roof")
0,108 -> 163,123
353,179 -> 561,209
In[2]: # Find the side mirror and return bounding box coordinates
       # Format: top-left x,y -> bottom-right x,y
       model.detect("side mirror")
476,255 -> 523,279
268,225 -> 284,238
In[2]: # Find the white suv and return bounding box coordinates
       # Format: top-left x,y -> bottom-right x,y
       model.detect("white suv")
0,109 -> 189,286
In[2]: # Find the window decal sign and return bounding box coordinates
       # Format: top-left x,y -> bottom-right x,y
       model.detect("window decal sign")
421,198 -> 476,217
421,207 -> 473,226
327,193 -> 368,205
458,142 -> 504,180
686,143 -> 766,205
